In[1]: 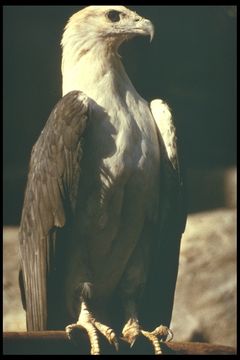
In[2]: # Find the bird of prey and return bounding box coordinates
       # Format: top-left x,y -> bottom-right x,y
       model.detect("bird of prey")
19,5 -> 186,355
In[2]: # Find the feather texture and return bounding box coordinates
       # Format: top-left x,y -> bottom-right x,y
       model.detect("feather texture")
19,91 -> 88,330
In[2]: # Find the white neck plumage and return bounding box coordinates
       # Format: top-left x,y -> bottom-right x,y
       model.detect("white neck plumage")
61,35 -> 135,102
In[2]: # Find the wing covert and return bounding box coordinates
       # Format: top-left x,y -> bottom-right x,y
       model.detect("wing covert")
151,99 -> 186,234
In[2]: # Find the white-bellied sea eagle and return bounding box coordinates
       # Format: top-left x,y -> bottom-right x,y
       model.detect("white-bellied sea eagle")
19,5 -> 186,355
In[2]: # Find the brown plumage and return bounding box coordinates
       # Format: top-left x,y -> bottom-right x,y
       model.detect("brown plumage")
19,6 -> 186,354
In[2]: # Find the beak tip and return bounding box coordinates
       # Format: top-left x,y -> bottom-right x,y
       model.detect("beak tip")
147,21 -> 154,43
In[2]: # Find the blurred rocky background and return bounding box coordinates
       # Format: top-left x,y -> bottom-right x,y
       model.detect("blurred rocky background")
3,6 -> 236,349
171,208 -> 236,348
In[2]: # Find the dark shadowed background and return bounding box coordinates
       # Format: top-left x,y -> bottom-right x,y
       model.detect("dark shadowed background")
3,5 -> 236,225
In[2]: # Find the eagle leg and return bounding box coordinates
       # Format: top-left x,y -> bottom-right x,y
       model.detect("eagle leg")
141,325 -> 173,355
121,299 -> 173,355
121,317 -> 141,347
122,320 -> 173,355
66,301 -> 119,355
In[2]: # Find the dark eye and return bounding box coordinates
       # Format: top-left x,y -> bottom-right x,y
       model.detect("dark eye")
107,10 -> 121,22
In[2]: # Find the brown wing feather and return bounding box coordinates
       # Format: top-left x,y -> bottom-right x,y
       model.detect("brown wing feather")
19,90 -> 88,330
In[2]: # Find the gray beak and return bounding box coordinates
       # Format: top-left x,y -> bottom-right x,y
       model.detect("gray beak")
135,18 -> 155,42
142,19 -> 154,42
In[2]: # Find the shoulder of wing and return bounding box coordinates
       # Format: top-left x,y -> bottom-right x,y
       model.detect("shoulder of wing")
151,98 -> 187,233
150,99 -> 178,170
30,90 -> 89,160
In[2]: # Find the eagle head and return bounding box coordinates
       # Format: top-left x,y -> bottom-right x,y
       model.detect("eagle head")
61,6 -> 154,52
61,6 -> 154,95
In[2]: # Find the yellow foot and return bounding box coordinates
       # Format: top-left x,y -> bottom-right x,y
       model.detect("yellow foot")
66,302 -> 118,355
122,319 -> 173,355
141,325 -> 173,355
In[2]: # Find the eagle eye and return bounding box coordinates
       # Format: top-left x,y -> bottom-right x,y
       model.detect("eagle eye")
107,10 -> 121,23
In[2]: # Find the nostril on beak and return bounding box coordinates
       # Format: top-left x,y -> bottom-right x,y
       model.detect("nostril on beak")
135,17 -> 141,22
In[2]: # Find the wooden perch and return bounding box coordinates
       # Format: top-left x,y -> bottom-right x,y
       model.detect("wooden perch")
3,332 -> 236,355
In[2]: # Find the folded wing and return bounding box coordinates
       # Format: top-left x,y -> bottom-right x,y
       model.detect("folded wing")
140,99 -> 187,329
19,91 -> 89,330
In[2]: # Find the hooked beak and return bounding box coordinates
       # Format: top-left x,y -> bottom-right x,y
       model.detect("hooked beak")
134,18 -> 154,42
113,14 -> 154,45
